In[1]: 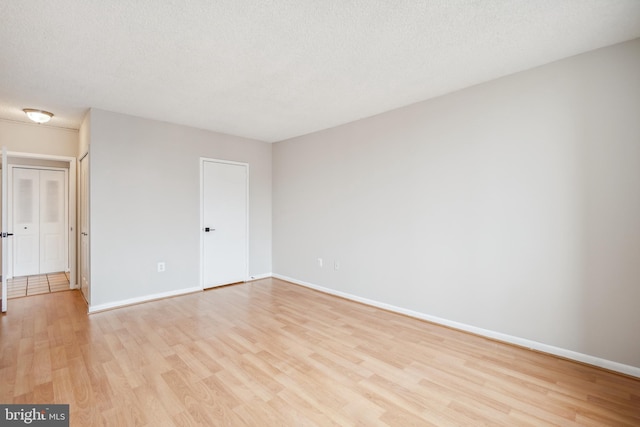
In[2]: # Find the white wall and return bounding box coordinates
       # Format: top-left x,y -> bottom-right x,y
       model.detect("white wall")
273,39 -> 640,369
88,109 -> 272,309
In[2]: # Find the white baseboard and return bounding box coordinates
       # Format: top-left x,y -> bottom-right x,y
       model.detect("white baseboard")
88,286 -> 202,314
247,272 -> 272,281
273,274 -> 640,379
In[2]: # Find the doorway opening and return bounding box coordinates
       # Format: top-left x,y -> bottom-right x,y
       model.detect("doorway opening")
1,151 -> 77,310
8,164 -> 69,277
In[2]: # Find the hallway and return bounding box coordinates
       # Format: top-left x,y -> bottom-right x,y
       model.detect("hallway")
6,272 -> 71,299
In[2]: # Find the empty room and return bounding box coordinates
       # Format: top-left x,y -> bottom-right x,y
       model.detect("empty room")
1,1 -> 639,426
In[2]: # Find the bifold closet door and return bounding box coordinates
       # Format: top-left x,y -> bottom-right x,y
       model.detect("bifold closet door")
39,169 -> 67,274
13,168 -> 66,276
13,168 -> 39,276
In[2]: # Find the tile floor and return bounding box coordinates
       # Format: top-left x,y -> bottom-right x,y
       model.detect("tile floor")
6,272 -> 71,299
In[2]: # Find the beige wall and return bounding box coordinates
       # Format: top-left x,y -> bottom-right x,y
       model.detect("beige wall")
273,39 -> 640,369
79,111 -> 90,158
0,119 -> 78,157
0,120 -> 78,283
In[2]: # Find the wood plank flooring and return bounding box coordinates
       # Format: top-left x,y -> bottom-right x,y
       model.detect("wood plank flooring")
1,278 -> 638,426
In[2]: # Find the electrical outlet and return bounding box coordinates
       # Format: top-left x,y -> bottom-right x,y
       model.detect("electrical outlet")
317,258 -> 323,267
157,262 -> 166,272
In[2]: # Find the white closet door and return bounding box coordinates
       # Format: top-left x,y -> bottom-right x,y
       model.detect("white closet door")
13,168 -> 40,276
39,170 -> 66,274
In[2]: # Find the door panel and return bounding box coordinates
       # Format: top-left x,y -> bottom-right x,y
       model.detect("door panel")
13,168 -> 39,276
202,160 -> 248,288
39,170 -> 66,273
2,147 -> 7,312
79,155 -> 89,303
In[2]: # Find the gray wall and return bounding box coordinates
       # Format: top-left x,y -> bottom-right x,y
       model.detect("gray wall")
273,39 -> 640,368
89,109 -> 272,308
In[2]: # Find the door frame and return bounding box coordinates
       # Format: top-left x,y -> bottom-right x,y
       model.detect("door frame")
7,165 -> 69,278
5,152 -> 77,288
199,157 -> 249,290
78,152 -> 90,304
2,147 -> 7,312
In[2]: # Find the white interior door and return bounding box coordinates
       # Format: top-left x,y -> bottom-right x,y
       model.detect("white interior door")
13,168 -> 40,276
79,155 -> 90,303
202,160 -> 248,288
1,147 -> 7,312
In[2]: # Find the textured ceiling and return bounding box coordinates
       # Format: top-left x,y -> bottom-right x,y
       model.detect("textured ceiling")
1,1 -> 639,142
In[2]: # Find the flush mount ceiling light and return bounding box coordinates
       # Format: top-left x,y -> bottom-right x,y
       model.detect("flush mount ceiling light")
23,108 -> 53,124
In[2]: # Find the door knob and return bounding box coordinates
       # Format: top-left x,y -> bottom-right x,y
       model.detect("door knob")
204,227 -> 215,232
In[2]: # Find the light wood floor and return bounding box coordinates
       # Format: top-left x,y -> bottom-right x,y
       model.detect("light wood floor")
1,278 -> 638,426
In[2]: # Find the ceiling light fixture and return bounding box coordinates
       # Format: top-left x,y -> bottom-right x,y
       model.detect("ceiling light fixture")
23,108 -> 53,124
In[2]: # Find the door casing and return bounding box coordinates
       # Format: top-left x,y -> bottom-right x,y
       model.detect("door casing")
79,153 -> 90,303
4,152 -> 77,288
2,147 -> 7,312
